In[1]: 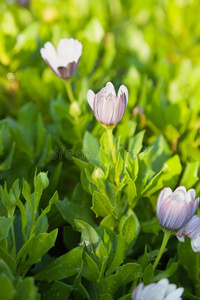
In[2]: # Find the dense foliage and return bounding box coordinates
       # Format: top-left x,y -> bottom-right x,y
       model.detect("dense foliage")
1,0 -> 200,299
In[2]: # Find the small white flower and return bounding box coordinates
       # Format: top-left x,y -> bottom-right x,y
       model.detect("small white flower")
40,38 -> 82,79
87,82 -> 128,126
156,186 -> 199,232
132,279 -> 184,300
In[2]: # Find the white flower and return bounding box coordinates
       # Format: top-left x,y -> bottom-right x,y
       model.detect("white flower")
132,279 -> 184,300
87,82 -> 128,126
156,186 -> 199,231
40,38 -> 82,79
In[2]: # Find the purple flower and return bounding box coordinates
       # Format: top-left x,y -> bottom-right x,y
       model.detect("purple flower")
156,186 -> 199,232
40,38 -> 82,79
132,279 -> 184,300
176,215 -> 200,252
87,82 -> 128,126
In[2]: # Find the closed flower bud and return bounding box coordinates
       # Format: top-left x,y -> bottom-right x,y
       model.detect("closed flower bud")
35,172 -> 49,189
69,101 -> 81,118
156,186 -> 199,232
40,38 -> 82,79
176,215 -> 200,252
132,279 -> 184,300
91,167 -> 105,182
87,82 -> 128,127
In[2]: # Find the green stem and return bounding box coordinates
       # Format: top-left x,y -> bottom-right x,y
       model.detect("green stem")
107,127 -> 116,164
153,231 -> 171,270
65,80 -> 75,103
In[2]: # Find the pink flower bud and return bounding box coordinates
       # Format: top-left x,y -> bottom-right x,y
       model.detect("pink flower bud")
40,38 -> 82,79
176,215 -> 200,252
87,82 -> 128,126
156,186 -> 199,232
132,279 -> 184,300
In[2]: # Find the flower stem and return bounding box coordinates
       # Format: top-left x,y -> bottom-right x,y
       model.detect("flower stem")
107,127 -> 116,164
153,231 -> 171,270
65,80 -> 75,103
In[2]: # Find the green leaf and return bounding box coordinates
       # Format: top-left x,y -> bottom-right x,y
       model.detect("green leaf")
180,162 -> 199,189
0,142 -> 15,171
44,281 -> 71,300
56,198 -> 95,228
151,134 -> 172,173
95,240 -> 108,262
75,220 -> 100,249
0,247 -> 16,272
100,294 -> 113,300
118,294 -> 132,300
25,230 -> 58,265
121,215 -> 137,245
22,179 -> 33,210
153,262 -> 178,281
141,218 -> 160,234
140,246 -> 149,271
0,274 -> 14,300
104,263 -> 141,296
91,192 -> 115,217
178,237 -> 199,285
83,131 -> 100,165
0,259 -> 14,281
36,191 -> 58,225
143,263 -> 154,284
35,113 -> 46,158
15,277 -> 39,300
35,246 -> 84,281
0,217 -> 14,241
159,155 -> 182,189
106,234 -> 126,276
128,130 -> 145,158
124,178 -> 137,207
100,215 -> 116,231
82,251 -> 100,282
16,199 -> 27,235
115,121 -> 137,142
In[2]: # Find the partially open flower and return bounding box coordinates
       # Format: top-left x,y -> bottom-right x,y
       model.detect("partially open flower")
176,215 -> 200,252
132,279 -> 184,300
40,38 -> 82,79
87,82 -> 128,127
156,186 -> 199,232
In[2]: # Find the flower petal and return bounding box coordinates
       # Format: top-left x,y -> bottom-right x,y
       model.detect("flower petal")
57,38 -> 82,66
117,84 -> 129,105
104,96 -> 115,125
87,90 -> 95,110
191,235 -> 200,252
40,42 -> 59,75
113,94 -> 126,124
156,188 -> 172,215
105,82 -> 116,97
165,287 -> 184,300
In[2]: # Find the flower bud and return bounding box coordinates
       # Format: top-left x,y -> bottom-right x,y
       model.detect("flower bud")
40,38 -> 82,79
176,215 -> 200,252
156,186 -> 199,232
91,168 -> 105,182
87,82 -> 128,127
132,279 -> 184,300
35,172 -> 49,189
69,101 -> 81,118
